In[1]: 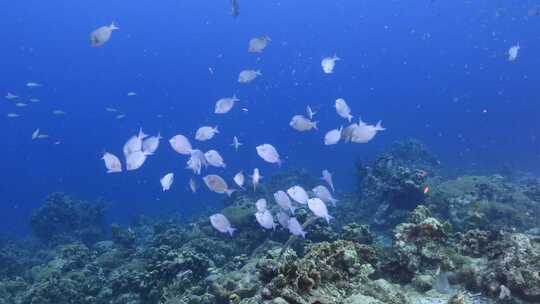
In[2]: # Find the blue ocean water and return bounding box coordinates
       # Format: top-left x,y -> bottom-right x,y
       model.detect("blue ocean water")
1,0 -> 539,235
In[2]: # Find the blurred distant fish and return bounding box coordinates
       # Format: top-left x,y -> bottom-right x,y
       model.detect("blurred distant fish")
115,114 -> 126,119
26,82 -> 42,88
160,173 -> 174,191
312,185 -> 338,207
248,36 -> 271,53
321,55 -> 340,74
324,126 -> 343,145
30,98 -> 40,103
288,217 -> 306,238
277,211 -> 290,229
306,105 -> 316,120
5,93 -> 18,100
251,168 -> 262,190
233,171 -> 245,188
287,185 -> 309,205
15,102 -> 27,107
52,110 -> 66,115
189,178 -> 197,193
127,92 -> 137,96
255,210 -> 275,230
125,150 -> 147,171
31,128 -> 49,140
351,118 -> 385,143
90,22 -> 119,47
238,69 -> 261,84
308,198 -> 333,224
7,113 -> 19,118
231,136 -> 243,151
256,198 -> 267,212
215,95 -> 238,114
186,149 -> 208,175
274,190 -> 295,214
335,98 -> 353,122
321,169 -> 335,192
508,44 -> 520,61
142,133 -> 161,155
102,152 -> 122,173
169,134 -> 193,155
105,107 -> 117,112
195,126 -> 219,141
210,213 -> 236,236
230,0 -> 239,18
290,115 -> 317,131
256,144 -> 281,165
204,150 -> 226,168
32,129 -> 40,140
203,174 -> 235,196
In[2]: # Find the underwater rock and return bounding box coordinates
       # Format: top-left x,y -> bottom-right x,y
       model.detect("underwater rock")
111,223 -> 136,249
341,223 -> 374,244
30,193 -> 106,246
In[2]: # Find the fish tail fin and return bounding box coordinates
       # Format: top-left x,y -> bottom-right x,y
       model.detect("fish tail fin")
358,117 -> 366,126
214,126 -> 219,133
225,189 -> 236,197
277,159 -> 284,168
326,214 -> 334,224
375,121 -> 385,131
227,227 -> 236,237
312,121 -> 319,130
110,22 -> 119,30
331,198 -> 339,207
347,114 -> 353,123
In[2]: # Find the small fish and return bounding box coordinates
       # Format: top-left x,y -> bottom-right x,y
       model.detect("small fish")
160,173 -> 174,191
204,150 -> 226,168
255,210 -> 275,230
423,186 -> 430,194
189,178 -> 197,193
208,67 -> 214,75
105,107 -> 118,112
308,198 -> 333,224
102,152 -> 122,173
37,134 -> 49,139
195,126 -> 219,141
186,149 -> 208,175
115,114 -> 126,119
203,174 -> 235,196
127,92 -> 137,96
26,82 -> 42,88
238,69 -> 262,84
324,126 -> 343,145
5,93 -> 18,100
252,168 -> 262,190
31,129 -> 49,140
241,108 -> 249,112
290,115 -> 317,131
321,169 -> 335,192
215,96 -> 239,114
142,133 -> 161,155
90,22 -> 119,47
256,144 -> 281,166
287,185 -> 309,205
288,217 -> 306,238
7,113 -> 19,118
321,55 -> 340,74
277,211 -> 290,229
306,105 -> 316,120
210,213 -> 236,236
32,129 -> 40,140
256,198 -> 267,212
335,98 -> 353,122
233,171 -> 245,188
350,118 -> 385,143
169,134 -> 192,155
273,190 -> 295,214
248,36 -> 271,53
30,98 -> 40,103
508,44 -> 520,61
52,110 -> 66,115
15,102 -> 27,107
231,136 -> 243,151
230,0 -> 239,18
125,150 -> 147,171
312,185 -> 338,207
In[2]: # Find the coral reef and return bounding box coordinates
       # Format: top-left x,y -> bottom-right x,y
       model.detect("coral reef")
1,140 -> 539,304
